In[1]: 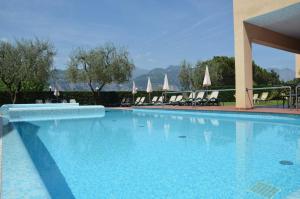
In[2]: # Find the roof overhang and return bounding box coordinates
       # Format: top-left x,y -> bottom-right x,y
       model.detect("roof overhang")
245,3 -> 300,40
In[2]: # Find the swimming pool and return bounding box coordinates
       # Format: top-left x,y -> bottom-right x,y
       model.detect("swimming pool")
2,108 -> 300,198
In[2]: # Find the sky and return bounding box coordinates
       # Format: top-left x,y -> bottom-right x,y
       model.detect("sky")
0,0 -> 295,70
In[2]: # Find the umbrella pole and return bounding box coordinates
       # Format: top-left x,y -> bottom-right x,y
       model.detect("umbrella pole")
133,94 -> 135,105
149,93 -> 151,103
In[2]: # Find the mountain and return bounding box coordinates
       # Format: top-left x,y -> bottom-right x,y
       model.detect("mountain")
267,67 -> 295,81
132,67 -> 149,78
49,66 -> 180,91
133,65 -> 181,91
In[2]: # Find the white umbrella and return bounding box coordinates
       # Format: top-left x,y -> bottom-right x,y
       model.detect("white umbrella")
132,81 -> 137,94
146,77 -> 153,102
54,88 -> 60,102
163,74 -> 169,91
203,65 -> 211,87
132,81 -> 137,103
54,88 -> 60,97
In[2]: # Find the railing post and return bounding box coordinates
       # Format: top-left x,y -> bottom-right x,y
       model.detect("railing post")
289,86 -> 292,109
296,85 -> 299,110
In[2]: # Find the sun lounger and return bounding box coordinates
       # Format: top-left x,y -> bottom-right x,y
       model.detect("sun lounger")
35,99 -> 43,104
193,92 -> 205,105
120,97 -> 126,104
121,98 -> 131,107
204,91 -> 220,105
70,99 -> 76,103
182,92 -> 196,105
45,99 -> 52,103
133,97 -> 141,106
257,92 -> 269,103
137,97 -> 145,106
253,93 -> 259,104
151,96 -> 158,104
167,95 -> 177,105
172,95 -> 183,105
155,96 -> 164,105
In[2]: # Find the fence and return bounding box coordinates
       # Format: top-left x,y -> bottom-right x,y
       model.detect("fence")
246,86 -> 292,108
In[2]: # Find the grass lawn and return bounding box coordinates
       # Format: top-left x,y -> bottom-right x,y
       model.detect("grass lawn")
223,100 -> 285,107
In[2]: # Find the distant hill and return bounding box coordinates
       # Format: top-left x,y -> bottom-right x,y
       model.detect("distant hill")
49,66 -> 181,91
133,65 -> 181,91
267,67 -> 295,81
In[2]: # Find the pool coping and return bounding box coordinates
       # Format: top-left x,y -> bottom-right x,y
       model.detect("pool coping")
109,105 -> 300,116
0,117 -> 3,199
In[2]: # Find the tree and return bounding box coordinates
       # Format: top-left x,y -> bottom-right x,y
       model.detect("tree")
178,60 -> 193,90
67,43 -> 135,103
0,39 -> 55,103
178,56 -> 281,90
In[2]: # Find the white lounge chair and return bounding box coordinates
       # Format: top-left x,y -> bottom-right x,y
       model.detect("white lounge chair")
194,92 -> 205,105
70,99 -> 76,103
167,95 -> 177,104
253,93 -> 259,104
151,96 -> 158,104
45,99 -> 52,103
257,92 -> 269,103
134,97 -> 141,105
137,97 -> 145,105
35,99 -> 43,104
155,96 -> 164,105
204,91 -> 220,105
173,95 -> 183,105
182,92 -> 196,105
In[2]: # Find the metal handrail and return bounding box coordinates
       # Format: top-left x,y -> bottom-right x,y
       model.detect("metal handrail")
163,86 -> 291,108
194,88 -> 236,92
296,85 -> 300,109
246,86 -> 292,108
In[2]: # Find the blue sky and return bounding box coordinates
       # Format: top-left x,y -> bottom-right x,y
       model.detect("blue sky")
0,0 -> 294,70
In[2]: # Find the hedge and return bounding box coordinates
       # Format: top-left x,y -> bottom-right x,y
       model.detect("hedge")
0,86 -> 289,106
0,91 -> 165,106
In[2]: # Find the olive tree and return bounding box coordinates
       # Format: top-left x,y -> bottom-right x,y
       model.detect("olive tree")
67,43 -> 135,103
0,39 -> 55,103
178,60 -> 193,90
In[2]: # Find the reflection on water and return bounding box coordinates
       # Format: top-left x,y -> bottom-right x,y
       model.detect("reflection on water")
297,139 -> 300,165
203,130 -> 212,151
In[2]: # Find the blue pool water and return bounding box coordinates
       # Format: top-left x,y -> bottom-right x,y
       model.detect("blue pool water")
2,109 -> 300,198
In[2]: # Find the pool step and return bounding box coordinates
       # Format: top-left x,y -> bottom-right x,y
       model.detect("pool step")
285,188 -> 300,199
249,181 -> 280,199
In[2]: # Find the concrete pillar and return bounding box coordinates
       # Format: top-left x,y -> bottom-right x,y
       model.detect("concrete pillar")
234,22 -> 253,109
296,54 -> 300,78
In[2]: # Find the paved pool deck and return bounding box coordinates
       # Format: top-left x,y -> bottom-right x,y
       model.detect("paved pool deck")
111,105 -> 300,115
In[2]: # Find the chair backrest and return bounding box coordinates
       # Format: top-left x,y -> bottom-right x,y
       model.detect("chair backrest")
70,99 -> 76,103
45,99 -> 52,103
253,93 -> 259,100
209,91 -> 219,99
169,95 -> 176,103
176,95 -> 183,102
157,96 -> 164,103
188,92 -> 195,99
260,92 -> 269,100
135,97 -> 141,104
139,97 -> 145,104
151,96 -> 158,103
35,99 -> 43,104
196,92 -> 205,99
121,97 -> 126,103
